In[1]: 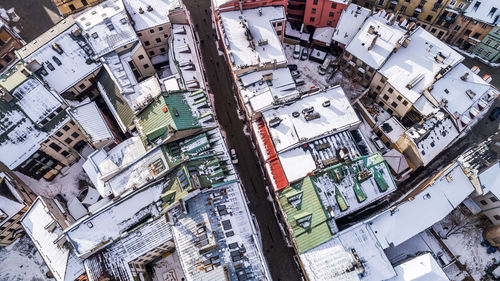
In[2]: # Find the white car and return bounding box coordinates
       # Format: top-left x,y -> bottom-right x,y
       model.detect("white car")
230,148 -> 238,164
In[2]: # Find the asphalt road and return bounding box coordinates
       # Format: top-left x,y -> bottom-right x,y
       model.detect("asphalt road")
182,1 -> 302,281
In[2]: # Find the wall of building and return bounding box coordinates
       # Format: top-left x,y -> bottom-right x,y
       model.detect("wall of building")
132,44 -> 155,79
339,51 -> 377,88
287,0 -> 306,23
395,134 -> 423,170
472,26 -> 500,63
40,119 -> 85,169
60,68 -> 101,101
303,0 -> 347,28
472,191 -> 500,225
137,22 -> 172,60
448,15 -> 494,52
52,0 -> 105,17
371,72 -> 413,118
0,26 -> 24,73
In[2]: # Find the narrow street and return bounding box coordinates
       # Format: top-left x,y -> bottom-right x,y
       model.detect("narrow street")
182,1 -> 302,280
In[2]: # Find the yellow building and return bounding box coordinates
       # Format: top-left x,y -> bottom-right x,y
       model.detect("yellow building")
52,0 -> 105,16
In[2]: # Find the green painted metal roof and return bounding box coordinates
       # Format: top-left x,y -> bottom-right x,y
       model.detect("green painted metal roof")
278,177 -> 332,254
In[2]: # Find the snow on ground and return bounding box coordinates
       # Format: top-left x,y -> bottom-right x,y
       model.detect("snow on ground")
432,210 -> 496,281
15,147 -> 95,200
0,235 -> 49,281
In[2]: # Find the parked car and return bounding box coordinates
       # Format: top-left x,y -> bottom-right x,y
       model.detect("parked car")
489,107 -> 500,121
291,70 -> 300,78
300,47 -> 308,60
318,58 -> 331,75
293,44 -> 301,59
287,64 -> 298,71
230,148 -> 238,164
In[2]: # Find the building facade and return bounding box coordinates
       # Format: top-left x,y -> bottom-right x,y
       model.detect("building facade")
51,0 -> 105,16
0,23 -> 24,73
303,0 -> 348,28
472,26 -> 500,63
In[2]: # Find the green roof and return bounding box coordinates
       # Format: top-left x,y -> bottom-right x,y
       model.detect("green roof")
278,177 -> 332,254
138,93 -> 200,142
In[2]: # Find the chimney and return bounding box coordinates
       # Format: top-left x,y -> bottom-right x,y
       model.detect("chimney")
460,72 -> 469,81
368,25 -> 375,34
147,5 -> 153,12
368,34 -> 380,50
139,7 -> 144,14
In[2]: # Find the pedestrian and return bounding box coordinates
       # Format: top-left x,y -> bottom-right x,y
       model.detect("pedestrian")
210,57 -> 213,63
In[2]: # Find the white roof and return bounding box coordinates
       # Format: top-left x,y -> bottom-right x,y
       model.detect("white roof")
20,199 -> 85,281
332,4 -> 371,46
170,24 -> 204,89
346,12 -> 406,70
300,223 -> 396,281
379,117 -> 405,144
124,75 -> 162,112
23,23 -> 102,93
312,27 -> 334,46
383,149 -> 410,174
406,112 -> 459,166
76,0 -> 138,57
480,162 -> 500,199
0,190 -> 24,226
464,0 -> 500,25
263,86 -> 360,152
278,147 -> 317,182
413,95 -> 438,117
123,0 -> 181,31
431,63 -> 496,126
379,27 -> 463,103
15,78 -> 63,124
388,253 -> 449,281
369,163 -> 474,249
219,6 -> 286,70
65,183 -> 164,257
70,101 -> 113,144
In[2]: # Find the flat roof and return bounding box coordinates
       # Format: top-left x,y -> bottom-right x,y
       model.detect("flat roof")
388,253 -> 449,281
379,27 -> 463,103
263,86 -> 360,152
123,0 -> 181,31
332,4 -> 371,46
379,116 -> 406,144
169,24 -> 204,89
369,163 -> 474,249
346,12 -> 406,70
219,6 -> 287,70
313,27 -> 334,46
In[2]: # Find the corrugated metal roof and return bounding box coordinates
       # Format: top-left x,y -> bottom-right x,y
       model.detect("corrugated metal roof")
70,101 -> 113,144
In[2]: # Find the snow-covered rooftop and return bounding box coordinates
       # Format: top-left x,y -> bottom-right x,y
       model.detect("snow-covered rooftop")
379,116 -> 406,144
464,0 -> 500,25
170,182 -> 271,281
405,111 -> 459,166
239,68 -> 298,114
123,75 -> 162,113
369,163 -> 474,249
480,162 -> 500,199
379,27 -> 463,103
300,223 -> 395,281
312,27 -> 334,46
388,253 -> 449,281
14,78 -> 63,124
21,22 -> 101,93
20,198 -> 85,281
123,0 -> 181,31
263,86 -> 360,152
69,101 -> 113,145
0,177 -> 25,226
383,149 -> 410,175
219,6 -> 286,70
332,4 -> 371,46
76,0 -> 138,57
346,12 -> 406,70
169,24 -> 204,89
431,63 -> 497,129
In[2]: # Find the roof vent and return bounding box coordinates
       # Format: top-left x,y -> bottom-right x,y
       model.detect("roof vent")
466,89 -> 476,99
434,52 -> 446,63
139,7 -> 144,14
269,116 -> 282,127
52,43 -> 63,54
406,73 -> 424,89
460,72 -> 469,81
147,5 -> 153,12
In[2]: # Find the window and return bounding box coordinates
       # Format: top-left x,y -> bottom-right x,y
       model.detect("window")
138,54 -> 144,60
378,0 -> 384,5
480,200 -> 488,205
81,0 -> 88,5
457,38 -> 464,44
144,41 -> 150,46
437,31 -> 444,38
387,108 -> 393,114
64,137 -> 73,144
454,25 -> 460,31
380,76 -> 387,83
425,15 -> 433,21
69,4 -> 76,11
160,47 -> 166,53
449,0 -> 456,6
473,32 -> 481,39
150,29 -> 155,33
495,43 -> 500,49
312,8 -> 316,14
71,132 -> 79,138
327,21 -> 332,26
391,101 -> 398,108
277,22 -> 282,26
383,94 -> 389,101
431,28 -> 437,33
388,88 -> 394,93
61,151 -> 70,157
78,83 -> 86,90
402,100 -> 408,106
55,131 -> 63,137
490,196 -> 498,203
331,3 -> 337,9
159,26 -> 164,31
49,142 -> 62,152
310,17 -> 315,22
313,0 -> 317,4
149,51 -> 155,56
482,23 -> 489,29
143,64 -> 150,69
277,30 -> 282,35
155,38 -> 161,43
376,85 -> 381,90
70,120 -> 75,125
486,39 -> 492,45
329,12 -> 334,17
400,5 -> 407,12
63,125 -> 70,131
137,32 -> 142,37
464,29 -> 472,36
397,95 -> 402,101
494,215 -> 500,221
164,34 -> 168,38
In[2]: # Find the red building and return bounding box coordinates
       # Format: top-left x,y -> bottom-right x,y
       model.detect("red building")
303,0 -> 347,28
288,0 -> 306,23
214,0 -> 288,13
